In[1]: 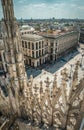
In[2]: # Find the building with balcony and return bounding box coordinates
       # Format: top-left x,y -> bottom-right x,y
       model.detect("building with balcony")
79,28 -> 84,43
21,30 -> 79,67
21,34 -> 48,67
42,30 -> 79,61
0,30 -> 79,69
20,25 -> 35,35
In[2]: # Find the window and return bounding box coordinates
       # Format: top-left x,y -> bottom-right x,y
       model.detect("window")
32,43 -> 34,50
51,43 -> 53,47
36,51 -> 38,58
51,48 -> 53,53
39,50 -> 41,56
39,42 -> 41,48
42,41 -> 44,48
45,49 -> 47,54
55,48 -> 57,52
36,42 -> 38,50
22,41 -> 24,47
28,42 -> 30,49
0,54 -> 2,61
25,41 -> 27,48
56,43 -> 57,46
32,51 -> 34,58
42,49 -> 44,55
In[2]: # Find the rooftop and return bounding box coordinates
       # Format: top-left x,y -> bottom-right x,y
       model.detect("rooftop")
21,34 -> 44,41
20,25 -> 35,32
38,30 -> 78,39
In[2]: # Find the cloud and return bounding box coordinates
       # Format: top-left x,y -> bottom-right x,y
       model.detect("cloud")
70,4 -> 77,7
16,0 -> 27,3
32,3 -> 46,8
14,2 -> 73,19
18,0 -> 24,3
0,0 -> 84,19
54,3 -> 66,7
78,6 -> 84,10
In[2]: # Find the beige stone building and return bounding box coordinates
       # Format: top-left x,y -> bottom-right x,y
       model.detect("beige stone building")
79,28 -> 84,43
20,25 -> 35,35
21,30 -> 79,67
21,34 -> 48,67
0,30 -> 79,69
44,30 -> 79,61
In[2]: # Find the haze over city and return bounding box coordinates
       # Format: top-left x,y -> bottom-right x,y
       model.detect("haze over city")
0,0 -> 84,19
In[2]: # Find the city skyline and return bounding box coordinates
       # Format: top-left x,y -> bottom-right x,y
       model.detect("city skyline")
0,0 -> 84,19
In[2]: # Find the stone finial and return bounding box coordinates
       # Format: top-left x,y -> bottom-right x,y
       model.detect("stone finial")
44,77 -> 51,88
33,84 -> 38,94
30,75 -> 33,83
40,81 -> 43,94
53,74 -> 57,88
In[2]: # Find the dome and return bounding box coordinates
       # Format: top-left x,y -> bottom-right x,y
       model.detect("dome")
21,25 -> 35,31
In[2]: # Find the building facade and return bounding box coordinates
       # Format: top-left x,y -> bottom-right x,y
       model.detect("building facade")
20,25 -> 35,35
21,31 -> 79,67
79,28 -> 84,43
21,34 -> 48,67
44,31 -> 79,61
0,30 -> 79,68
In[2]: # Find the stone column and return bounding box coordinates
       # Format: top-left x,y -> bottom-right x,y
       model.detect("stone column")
34,60 -> 37,67
1,0 -> 28,115
1,50 -> 7,72
38,42 -> 39,50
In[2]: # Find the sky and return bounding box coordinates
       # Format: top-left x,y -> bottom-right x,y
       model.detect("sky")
0,0 -> 84,19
